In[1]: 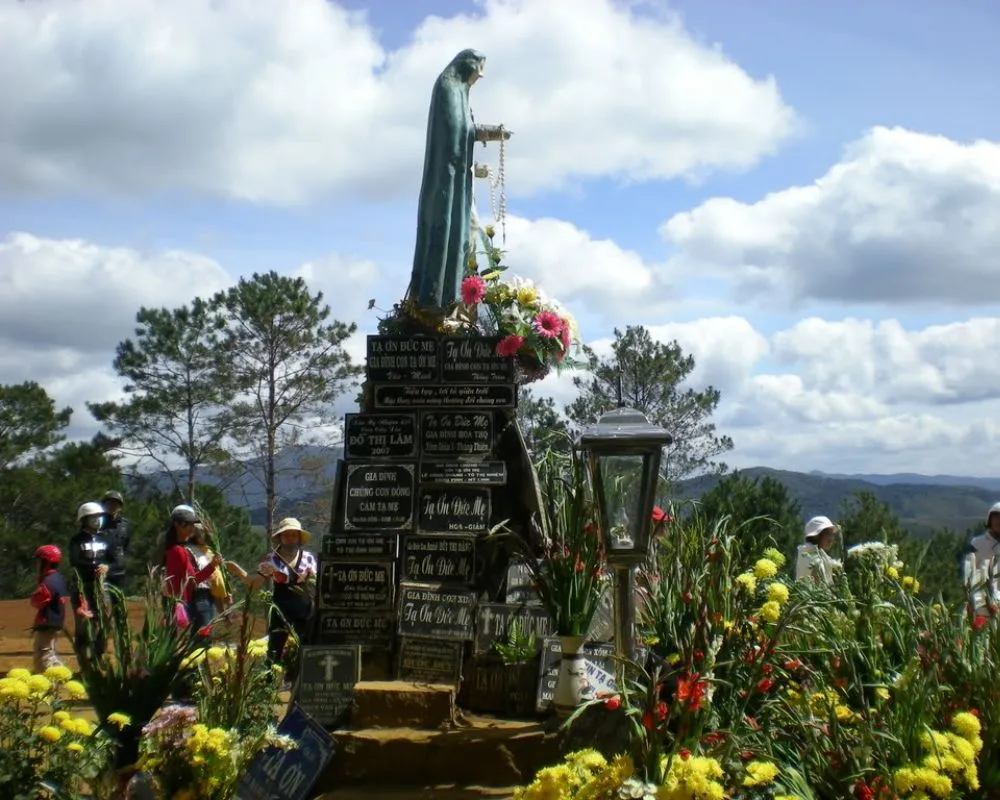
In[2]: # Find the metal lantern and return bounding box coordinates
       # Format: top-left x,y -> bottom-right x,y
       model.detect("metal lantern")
579,407 -> 672,664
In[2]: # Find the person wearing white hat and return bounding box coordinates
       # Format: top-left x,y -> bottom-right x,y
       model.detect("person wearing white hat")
795,515 -> 842,585
962,502 -> 1000,617
256,518 -> 317,679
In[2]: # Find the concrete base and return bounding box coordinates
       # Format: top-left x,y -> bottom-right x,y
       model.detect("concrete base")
351,681 -> 457,729
317,716 -> 557,792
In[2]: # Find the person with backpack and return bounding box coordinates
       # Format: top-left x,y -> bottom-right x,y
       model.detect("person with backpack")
30,545 -> 69,673
68,501 -> 112,656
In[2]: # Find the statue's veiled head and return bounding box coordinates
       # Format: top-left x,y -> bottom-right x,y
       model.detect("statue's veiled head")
448,49 -> 486,85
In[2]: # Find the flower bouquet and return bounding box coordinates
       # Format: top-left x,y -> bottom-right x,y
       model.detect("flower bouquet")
460,270 -> 582,383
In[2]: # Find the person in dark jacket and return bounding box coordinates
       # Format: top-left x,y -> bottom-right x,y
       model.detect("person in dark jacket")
100,490 -> 132,595
68,501 -> 112,656
30,544 -> 69,673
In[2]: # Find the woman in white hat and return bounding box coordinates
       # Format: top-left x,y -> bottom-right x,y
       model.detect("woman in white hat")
795,515 -> 842,585
256,518 -> 317,677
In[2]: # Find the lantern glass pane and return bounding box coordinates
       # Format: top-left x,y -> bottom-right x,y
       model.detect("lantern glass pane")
600,454 -> 645,551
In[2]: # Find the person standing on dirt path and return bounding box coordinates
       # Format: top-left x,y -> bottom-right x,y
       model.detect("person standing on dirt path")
100,490 -> 132,597
30,545 -> 69,673
68,501 -> 112,657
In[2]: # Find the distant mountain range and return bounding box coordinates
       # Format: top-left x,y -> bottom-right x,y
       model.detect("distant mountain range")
144,447 -> 999,536
682,467 -> 998,537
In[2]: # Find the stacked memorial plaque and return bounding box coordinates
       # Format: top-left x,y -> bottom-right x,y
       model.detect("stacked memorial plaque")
318,334 -> 517,688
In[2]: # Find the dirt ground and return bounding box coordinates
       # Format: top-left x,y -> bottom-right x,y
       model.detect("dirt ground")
0,597 -> 153,673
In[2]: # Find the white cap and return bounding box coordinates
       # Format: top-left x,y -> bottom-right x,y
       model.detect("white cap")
804,515 -> 839,541
987,502 -> 1000,523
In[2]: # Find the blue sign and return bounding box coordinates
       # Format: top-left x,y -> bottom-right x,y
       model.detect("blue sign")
237,704 -> 336,800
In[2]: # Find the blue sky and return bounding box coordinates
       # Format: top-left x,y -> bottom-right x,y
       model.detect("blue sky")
1,0 -> 999,477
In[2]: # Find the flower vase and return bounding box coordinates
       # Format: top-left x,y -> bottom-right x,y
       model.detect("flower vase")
552,635 -> 588,718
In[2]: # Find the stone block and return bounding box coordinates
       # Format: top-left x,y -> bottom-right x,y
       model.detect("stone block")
351,681 -> 457,730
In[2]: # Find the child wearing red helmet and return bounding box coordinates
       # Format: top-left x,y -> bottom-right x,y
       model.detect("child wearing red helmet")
30,544 -> 69,673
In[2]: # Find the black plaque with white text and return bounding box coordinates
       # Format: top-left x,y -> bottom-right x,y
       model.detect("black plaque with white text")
317,611 -> 393,649
295,645 -> 361,728
440,337 -> 514,384
322,532 -> 398,560
319,561 -> 393,611
420,411 -> 494,457
344,413 -> 417,460
366,336 -> 438,383
402,535 -> 475,583
418,487 -> 491,533
373,384 -> 515,410
474,603 -> 554,653
396,637 -> 463,685
418,460 -> 507,486
342,463 -> 414,531
397,582 -> 476,641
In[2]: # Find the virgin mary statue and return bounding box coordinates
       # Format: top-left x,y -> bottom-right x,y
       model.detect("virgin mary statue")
407,49 -> 486,311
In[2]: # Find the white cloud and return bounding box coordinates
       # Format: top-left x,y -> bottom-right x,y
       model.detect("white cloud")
0,232 -> 230,354
0,0 -> 795,203
661,126 -> 1000,305
503,216 -> 666,318
770,317 -> 1000,405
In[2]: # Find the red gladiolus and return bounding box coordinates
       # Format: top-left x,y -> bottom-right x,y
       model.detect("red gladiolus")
740,750 -> 754,762
655,701 -> 668,721
651,506 -> 670,524
756,678 -> 775,693
574,558 -> 585,573
676,673 -> 706,712
744,715 -> 761,731
678,749 -> 691,760
973,615 -> 988,631
854,780 -> 875,800
197,625 -> 213,638
701,731 -> 725,746
642,711 -> 654,730
604,695 -> 621,711
783,659 -> 802,671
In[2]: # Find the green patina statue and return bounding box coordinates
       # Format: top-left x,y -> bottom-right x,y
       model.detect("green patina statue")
408,49 -> 509,311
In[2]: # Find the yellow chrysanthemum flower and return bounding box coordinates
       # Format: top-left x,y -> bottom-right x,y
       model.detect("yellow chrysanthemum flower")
107,711 -> 132,729
27,675 -> 52,694
743,761 -> 780,786
767,582 -> 790,605
62,680 -> 87,700
951,712 -> 981,742
39,725 -> 62,742
886,566 -> 900,580
0,678 -> 30,700
7,668 -> 30,680
66,742 -> 84,754
735,573 -> 757,593
44,665 -> 73,683
753,558 -> 779,579
760,600 -> 782,624
763,547 -> 787,568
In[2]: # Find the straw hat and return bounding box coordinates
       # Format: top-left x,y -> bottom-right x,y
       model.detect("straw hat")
271,517 -> 311,544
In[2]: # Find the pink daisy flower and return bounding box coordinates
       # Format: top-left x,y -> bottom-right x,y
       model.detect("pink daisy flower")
461,275 -> 486,305
496,334 -> 525,358
533,310 -> 563,339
